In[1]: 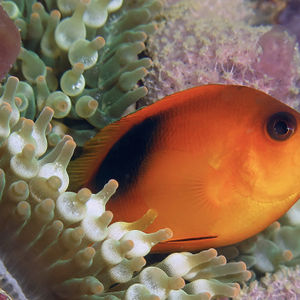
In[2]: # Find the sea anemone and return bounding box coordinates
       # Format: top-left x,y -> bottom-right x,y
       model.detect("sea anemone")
0,1 -> 252,299
2,0 -> 300,298
4,0 -> 161,146
0,80 -> 251,299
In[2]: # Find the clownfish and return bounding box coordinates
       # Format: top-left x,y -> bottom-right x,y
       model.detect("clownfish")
69,85 -> 300,252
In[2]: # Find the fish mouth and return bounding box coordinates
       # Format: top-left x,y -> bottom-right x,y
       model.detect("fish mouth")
164,235 -> 218,243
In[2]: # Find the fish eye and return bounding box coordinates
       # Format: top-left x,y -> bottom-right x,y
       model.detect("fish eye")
266,112 -> 297,141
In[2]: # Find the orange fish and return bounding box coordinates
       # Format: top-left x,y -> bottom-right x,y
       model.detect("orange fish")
69,85 -> 300,252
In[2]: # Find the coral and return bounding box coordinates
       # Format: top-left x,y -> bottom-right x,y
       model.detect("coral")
2,0 -> 161,146
0,77 -> 251,299
237,265 -> 300,299
250,0 -> 287,25
277,0 -> 300,46
142,0 -> 300,110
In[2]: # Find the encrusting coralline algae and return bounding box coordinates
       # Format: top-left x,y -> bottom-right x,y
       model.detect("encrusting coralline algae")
1,0 -> 300,299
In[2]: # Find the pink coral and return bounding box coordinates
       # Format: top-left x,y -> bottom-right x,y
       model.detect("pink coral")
278,0 -> 300,46
253,26 -> 298,100
238,265 -> 300,299
143,0 -> 300,109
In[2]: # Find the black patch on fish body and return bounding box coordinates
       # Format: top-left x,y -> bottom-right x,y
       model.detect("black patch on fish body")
90,115 -> 161,195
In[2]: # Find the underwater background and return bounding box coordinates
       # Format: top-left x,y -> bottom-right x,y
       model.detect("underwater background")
0,0 -> 299,299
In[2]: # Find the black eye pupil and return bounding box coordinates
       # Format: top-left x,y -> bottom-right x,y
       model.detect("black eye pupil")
274,120 -> 288,135
266,112 -> 296,141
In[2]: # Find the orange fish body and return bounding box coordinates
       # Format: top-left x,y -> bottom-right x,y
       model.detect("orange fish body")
69,85 -> 300,252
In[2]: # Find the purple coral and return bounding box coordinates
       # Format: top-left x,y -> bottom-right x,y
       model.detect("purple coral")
253,25 -> 298,100
143,0 -> 300,109
278,0 -> 300,46
238,265 -> 300,299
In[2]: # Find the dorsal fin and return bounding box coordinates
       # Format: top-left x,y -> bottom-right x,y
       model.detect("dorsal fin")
68,114 -> 143,192
68,85 -> 221,192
